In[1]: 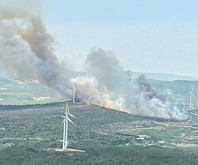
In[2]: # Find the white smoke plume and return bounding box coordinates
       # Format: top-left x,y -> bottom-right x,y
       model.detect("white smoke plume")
0,1 -> 188,120
70,76 -> 99,101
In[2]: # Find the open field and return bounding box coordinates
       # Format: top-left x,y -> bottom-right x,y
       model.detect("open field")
0,77 -> 64,105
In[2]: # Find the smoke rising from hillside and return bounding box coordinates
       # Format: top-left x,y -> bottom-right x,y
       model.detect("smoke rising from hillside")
86,49 -> 128,93
0,2 -> 188,120
85,49 -> 188,120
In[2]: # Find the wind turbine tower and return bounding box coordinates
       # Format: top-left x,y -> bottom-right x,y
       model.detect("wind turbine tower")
62,101 -> 76,150
189,86 -> 195,108
140,89 -> 143,101
72,83 -> 76,103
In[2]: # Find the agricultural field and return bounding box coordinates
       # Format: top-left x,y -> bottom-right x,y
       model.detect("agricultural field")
0,77 -> 65,105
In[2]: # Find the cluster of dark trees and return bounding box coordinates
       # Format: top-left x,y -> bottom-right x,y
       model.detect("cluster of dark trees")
0,143 -> 197,165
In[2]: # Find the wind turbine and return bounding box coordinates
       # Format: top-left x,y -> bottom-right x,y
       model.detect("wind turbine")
189,86 -> 195,108
72,83 -> 76,103
140,89 -> 143,101
138,75 -> 146,101
62,101 -> 77,150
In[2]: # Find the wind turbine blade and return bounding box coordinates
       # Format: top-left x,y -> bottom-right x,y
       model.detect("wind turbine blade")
68,118 -> 77,126
190,90 -> 195,97
69,113 -> 77,119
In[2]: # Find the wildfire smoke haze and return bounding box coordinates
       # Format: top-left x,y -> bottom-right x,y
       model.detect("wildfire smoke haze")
0,0 -> 72,96
0,1 -> 188,120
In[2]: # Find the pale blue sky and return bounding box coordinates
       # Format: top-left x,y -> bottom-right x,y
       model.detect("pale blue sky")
41,0 -> 198,77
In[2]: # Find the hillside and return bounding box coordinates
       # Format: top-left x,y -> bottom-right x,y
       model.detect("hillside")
0,102 -> 198,164
1,77 -> 198,109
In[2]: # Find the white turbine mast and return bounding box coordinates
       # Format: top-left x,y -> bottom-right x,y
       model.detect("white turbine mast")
72,83 -> 76,103
140,89 -> 143,101
62,101 -> 77,150
139,76 -> 144,101
189,85 -> 195,108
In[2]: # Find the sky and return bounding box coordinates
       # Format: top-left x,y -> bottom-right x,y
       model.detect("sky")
40,0 -> 198,77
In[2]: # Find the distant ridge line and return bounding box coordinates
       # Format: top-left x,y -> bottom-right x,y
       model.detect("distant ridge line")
132,72 -> 198,81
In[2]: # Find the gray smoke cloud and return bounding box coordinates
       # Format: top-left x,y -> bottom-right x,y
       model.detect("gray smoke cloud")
85,49 -> 188,120
0,1 -> 72,96
0,2 -> 188,120
86,49 -> 127,92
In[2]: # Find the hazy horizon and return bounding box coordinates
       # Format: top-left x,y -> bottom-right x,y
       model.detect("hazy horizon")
39,0 -> 198,78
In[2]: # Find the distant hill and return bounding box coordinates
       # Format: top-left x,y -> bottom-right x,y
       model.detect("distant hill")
132,72 -> 198,81
1,66 -> 198,82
